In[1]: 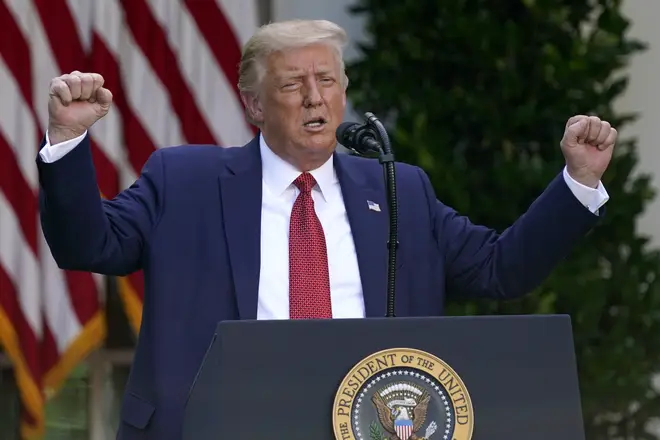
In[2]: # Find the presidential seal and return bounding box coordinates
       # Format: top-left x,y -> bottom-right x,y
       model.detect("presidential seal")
332,348 -> 473,440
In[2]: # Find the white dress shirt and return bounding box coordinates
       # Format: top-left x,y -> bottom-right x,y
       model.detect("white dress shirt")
39,131 -> 609,320
256,136 -> 365,319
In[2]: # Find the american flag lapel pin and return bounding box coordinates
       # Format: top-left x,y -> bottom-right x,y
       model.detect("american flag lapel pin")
367,200 -> 381,212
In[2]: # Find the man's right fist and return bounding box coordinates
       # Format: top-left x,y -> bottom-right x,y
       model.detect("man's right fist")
48,71 -> 113,144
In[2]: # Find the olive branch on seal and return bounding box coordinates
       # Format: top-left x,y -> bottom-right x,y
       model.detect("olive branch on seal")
369,421 -> 385,440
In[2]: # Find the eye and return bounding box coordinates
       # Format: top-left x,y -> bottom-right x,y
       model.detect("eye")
281,83 -> 299,91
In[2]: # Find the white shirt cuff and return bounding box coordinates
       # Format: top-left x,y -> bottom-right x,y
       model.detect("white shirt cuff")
562,166 -> 609,214
39,130 -> 88,163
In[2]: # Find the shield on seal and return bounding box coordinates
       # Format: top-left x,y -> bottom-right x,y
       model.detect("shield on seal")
394,419 -> 413,440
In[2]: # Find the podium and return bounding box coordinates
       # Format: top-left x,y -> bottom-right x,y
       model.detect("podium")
183,314 -> 586,440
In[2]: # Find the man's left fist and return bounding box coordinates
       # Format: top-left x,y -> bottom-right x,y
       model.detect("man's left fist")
560,115 -> 617,188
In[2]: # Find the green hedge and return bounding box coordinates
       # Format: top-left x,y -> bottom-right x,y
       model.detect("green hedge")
347,0 -> 660,437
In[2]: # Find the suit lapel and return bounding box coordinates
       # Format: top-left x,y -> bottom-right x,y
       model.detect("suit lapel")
334,153 -> 389,318
219,142 -> 392,320
219,136 -> 262,320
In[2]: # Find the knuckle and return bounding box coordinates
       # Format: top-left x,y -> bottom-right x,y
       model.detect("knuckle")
65,78 -> 81,89
53,82 -> 69,94
49,78 -> 60,91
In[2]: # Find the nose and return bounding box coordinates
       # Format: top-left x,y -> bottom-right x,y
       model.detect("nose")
302,78 -> 323,108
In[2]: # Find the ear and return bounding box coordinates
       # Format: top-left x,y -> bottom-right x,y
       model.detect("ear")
240,91 -> 264,124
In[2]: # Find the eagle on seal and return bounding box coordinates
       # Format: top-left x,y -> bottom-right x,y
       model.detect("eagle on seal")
371,391 -> 432,440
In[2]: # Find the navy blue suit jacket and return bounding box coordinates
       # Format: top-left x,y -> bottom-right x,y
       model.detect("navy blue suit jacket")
37,133 -> 599,439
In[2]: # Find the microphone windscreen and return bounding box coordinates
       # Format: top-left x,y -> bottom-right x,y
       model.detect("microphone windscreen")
336,122 -> 358,145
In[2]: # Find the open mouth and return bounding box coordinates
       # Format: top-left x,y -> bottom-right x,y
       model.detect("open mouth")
303,117 -> 327,128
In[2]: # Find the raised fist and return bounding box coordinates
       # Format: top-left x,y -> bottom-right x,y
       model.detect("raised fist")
560,115 -> 617,189
48,71 -> 113,144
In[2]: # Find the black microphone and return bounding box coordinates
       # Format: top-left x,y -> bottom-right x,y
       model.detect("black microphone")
336,121 -> 382,155
336,113 -> 399,318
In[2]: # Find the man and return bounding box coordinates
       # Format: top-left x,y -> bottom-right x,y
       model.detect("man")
38,19 -> 614,439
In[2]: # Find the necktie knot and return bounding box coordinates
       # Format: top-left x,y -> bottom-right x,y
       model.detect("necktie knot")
293,172 -> 316,194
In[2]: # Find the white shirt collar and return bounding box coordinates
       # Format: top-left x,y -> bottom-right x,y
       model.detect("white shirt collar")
259,133 -> 337,202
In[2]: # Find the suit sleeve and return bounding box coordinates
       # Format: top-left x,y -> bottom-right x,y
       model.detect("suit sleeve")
416,168 -> 601,299
37,132 -> 164,275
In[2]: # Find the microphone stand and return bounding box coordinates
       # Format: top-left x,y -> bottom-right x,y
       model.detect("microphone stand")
363,112 -> 398,318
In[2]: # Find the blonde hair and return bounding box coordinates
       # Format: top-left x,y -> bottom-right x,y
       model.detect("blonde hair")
238,19 -> 350,96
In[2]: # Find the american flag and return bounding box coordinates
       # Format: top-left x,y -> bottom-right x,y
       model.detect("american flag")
0,0 -> 257,437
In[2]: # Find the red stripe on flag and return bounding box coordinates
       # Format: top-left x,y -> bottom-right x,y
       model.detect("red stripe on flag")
40,324 -> 59,376
119,0 -> 218,145
185,0 -> 257,137
129,272 -> 145,301
0,138 -> 37,252
31,0 -> 86,73
64,271 -> 101,324
90,34 -> 158,174
91,139 -> 120,199
0,1 -> 33,105
184,0 -> 242,101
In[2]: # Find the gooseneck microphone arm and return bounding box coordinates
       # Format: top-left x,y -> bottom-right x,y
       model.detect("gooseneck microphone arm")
364,113 -> 398,318
336,114 -> 398,318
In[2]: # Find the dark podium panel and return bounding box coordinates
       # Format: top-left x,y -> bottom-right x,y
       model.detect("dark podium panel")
183,315 -> 585,440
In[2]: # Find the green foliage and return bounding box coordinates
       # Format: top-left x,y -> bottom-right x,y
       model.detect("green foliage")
369,421 -> 385,440
347,0 -> 660,437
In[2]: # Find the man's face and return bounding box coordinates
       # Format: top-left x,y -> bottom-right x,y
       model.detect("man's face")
244,44 -> 347,169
